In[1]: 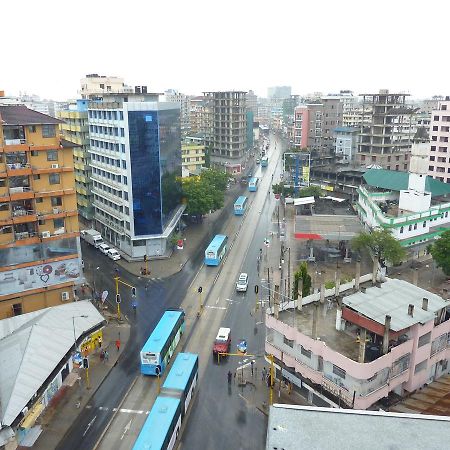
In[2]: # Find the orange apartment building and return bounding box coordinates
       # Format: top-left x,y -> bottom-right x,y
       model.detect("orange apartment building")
0,105 -> 82,319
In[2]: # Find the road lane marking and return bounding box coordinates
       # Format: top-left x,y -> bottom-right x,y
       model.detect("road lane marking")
119,408 -> 145,414
215,296 -> 219,305
83,415 -> 97,437
204,305 -> 226,310
121,419 -> 133,440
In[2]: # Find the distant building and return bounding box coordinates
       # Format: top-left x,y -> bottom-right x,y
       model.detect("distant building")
80,74 -> 133,99
357,90 -> 417,171
182,136 -> 205,176
334,127 -> 359,162
88,92 -> 183,258
293,103 -> 323,151
0,104 -> 82,319
321,96 -> 343,153
57,99 -> 93,224
265,276 -> 450,410
268,86 -> 292,99
246,90 -> 258,115
164,90 -> 191,136
428,97 -> 450,183
203,91 -> 247,173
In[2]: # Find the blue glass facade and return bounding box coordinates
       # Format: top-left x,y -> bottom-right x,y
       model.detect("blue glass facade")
128,109 -> 181,236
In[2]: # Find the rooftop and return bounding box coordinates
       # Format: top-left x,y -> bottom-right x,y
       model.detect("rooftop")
0,105 -> 62,126
343,278 -> 448,331
266,405 -> 450,450
363,169 -> 450,197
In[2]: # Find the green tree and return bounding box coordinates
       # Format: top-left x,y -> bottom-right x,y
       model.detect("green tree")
181,177 -> 214,215
351,229 -> 406,265
430,230 -> 450,276
298,185 -> 323,198
200,168 -> 228,192
292,262 -> 312,299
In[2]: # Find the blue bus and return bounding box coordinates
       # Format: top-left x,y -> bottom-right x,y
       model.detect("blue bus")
248,177 -> 259,192
132,396 -> 181,450
204,234 -> 228,266
261,156 -> 269,167
140,309 -> 185,376
233,196 -> 248,216
161,353 -> 199,417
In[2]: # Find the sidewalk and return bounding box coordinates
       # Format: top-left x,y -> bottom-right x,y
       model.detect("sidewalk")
32,309 -> 130,450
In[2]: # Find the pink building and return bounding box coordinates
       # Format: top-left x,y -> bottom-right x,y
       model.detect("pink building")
265,277 -> 450,409
293,106 -> 309,149
428,97 -> 450,183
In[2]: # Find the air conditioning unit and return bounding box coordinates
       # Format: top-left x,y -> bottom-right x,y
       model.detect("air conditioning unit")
41,231 -> 51,238
51,163 -> 59,169
53,207 -> 60,214
61,291 -> 70,301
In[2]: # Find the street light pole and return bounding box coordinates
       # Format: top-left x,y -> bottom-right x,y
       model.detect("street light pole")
72,315 -> 88,355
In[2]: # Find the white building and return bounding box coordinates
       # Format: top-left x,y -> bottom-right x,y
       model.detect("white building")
334,127 -> 359,162
88,93 -> 184,259
80,74 -> 133,98
356,131 -> 450,252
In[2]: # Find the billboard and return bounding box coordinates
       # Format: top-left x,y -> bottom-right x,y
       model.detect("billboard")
0,257 -> 82,296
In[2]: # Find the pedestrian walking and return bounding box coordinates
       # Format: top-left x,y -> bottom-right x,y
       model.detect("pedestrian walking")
262,367 -> 267,382
104,350 -> 109,362
115,339 -> 121,352
251,360 -> 254,377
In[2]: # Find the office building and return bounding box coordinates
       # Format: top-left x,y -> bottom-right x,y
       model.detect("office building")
0,104 -> 82,319
357,90 -> 417,170
57,99 -> 93,224
203,91 -> 247,172
88,92 -> 183,258
428,97 -> 450,183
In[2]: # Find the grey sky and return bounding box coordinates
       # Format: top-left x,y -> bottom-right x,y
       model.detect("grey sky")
1,0 -> 447,100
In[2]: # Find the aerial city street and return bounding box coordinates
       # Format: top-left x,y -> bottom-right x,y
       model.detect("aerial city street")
1,2 -> 450,450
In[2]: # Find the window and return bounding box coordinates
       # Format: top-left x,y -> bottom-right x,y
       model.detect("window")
413,223 -> 417,230
33,174 -> 41,180
121,144 -> 125,153
429,166 -> 434,171
387,156 -> 391,162
408,225 -> 412,231
124,192 -> 129,201
53,218 -> 64,228
122,160 -> 127,169
431,146 -> 436,151
47,150 -> 58,161
395,165 -> 399,171
430,156 -> 435,161
423,221 -> 427,228
42,125 -> 55,138
283,336 -> 294,348
442,105 -> 448,111
12,303 -> 23,316
433,126 -> 439,131
35,197 -> 43,203
120,128 -> 125,137
332,365 -> 346,379
418,331 -> 431,347
1,226 -> 12,234
301,346 -> 311,358
31,150 -> 39,157
29,125 -> 36,133
400,226 -> 404,233
49,173 -> 61,184
38,218 -> 46,225
123,176 -> 127,185
414,360 -> 427,374
51,196 -> 62,207
404,164 -> 408,170
0,203 -> 9,211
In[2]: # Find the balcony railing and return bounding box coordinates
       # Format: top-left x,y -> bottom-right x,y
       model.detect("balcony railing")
15,231 -> 37,240
12,209 -> 35,217
6,163 -> 30,170
4,139 -> 26,145
9,187 -> 32,194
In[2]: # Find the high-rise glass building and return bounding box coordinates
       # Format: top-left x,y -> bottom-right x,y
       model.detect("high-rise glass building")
88,93 -> 183,259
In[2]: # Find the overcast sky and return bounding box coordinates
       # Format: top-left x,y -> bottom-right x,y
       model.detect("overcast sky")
1,0 -> 447,101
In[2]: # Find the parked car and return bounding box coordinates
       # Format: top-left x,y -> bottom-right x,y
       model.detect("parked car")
236,273 -> 248,292
213,327 -> 231,357
98,243 -> 111,255
107,248 -> 121,261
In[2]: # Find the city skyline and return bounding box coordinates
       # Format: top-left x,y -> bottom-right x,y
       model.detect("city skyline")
2,0 -> 449,100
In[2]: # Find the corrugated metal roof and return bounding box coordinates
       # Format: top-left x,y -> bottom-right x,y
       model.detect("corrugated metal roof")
343,278 -> 448,331
0,301 -> 104,426
0,105 -> 62,125
363,169 -> 450,197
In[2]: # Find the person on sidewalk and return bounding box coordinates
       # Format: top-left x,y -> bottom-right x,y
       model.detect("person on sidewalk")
251,360 -> 254,377
262,367 -> 267,383
115,339 -> 121,352
104,350 -> 109,362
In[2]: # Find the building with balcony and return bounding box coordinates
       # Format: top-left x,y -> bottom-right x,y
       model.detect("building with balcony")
334,127 -> 359,162
428,97 -> 450,184
356,133 -> 450,253
203,91 -> 247,173
357,90 -> 417,170
57,100 -> 93,224
181,137 -> 205,176
0,105 -> 82,320
88,93 -> 183,259
265,276 -> 450,410
293,103 -> 323,152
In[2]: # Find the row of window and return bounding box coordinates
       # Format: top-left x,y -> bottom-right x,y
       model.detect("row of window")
90,139 -> 126,153
432,125 -> 450,132
92,180 -> 129,201
88,110 -> 124,121
91,153 -> 127,169
89,125 -> 125,137
95,207 -> 130,230
29,149 -> 59,161
399,212 -> 449,233
429,156 -> 450,164
92,167 -> 127,185
94,194 -> 129,215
